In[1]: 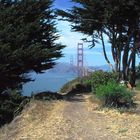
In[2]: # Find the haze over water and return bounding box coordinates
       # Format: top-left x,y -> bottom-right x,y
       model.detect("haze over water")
22,71 -> 76,96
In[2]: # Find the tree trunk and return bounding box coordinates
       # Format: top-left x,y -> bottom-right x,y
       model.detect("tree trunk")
129,48 -> 136,88
129,53 -> 136,88
100,31 -> 114,71
122,32 -> 132,81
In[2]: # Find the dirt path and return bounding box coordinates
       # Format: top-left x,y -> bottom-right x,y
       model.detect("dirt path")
61,95 -> 119,140
0,94 -> 140,140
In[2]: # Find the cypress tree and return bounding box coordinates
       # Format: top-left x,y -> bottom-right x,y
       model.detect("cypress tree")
0,0 -> 65,90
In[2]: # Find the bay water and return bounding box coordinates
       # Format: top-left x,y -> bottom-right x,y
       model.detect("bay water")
22,71 -> 77,96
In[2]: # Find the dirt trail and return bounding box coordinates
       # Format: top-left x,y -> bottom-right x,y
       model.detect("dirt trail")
61,95 -> 118,140
0,94 -> 140,140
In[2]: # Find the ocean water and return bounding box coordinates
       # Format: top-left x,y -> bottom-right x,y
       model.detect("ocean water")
22,72 -> 77,96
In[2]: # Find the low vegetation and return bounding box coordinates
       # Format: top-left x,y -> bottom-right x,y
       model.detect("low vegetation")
0,89 -> 29,127
61,70 -> 135,108
86,71 -> 134,108
0,90 -> 64,127
84,71 -> 118,92
32,91 -> 64,100
95,81 -> 134,107
60,77 -> 91,94
136,80 -> 140,90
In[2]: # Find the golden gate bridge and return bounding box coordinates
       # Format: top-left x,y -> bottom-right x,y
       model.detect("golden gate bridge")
70,43 -> 94,77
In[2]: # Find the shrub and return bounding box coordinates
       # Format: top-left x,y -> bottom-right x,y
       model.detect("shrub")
85,71 -> 118,92
136,64 -> 140,80
60,77 -> 91,93
0,89 -> 29,127
32,91 -> 63,100
136,80 -> 140,90
95,81 -> 134,107
60,78 -> 80,93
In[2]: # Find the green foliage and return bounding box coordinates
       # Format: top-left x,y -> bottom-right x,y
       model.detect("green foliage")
95,81 -> 134,107
136,80 -> 140,90
0,0 -> 65,89
85,71 -> 118,92
60,78 -> 81,93
136,64 -> 140,80
32,91 -> 63,100
60,77 -> 91,94
57,0 -> 140,87
0,89 -> 29,126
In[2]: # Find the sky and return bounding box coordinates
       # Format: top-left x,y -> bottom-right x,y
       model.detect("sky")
53,0 -> 115,66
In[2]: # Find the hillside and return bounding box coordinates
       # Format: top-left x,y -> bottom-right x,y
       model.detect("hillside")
0,93 -> 140,140
47,63 -> 77,74
47,63 -> 111,74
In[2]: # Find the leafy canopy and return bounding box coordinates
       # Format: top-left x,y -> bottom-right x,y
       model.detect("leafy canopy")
57,0 -> 140,86
0,0 -> 65,89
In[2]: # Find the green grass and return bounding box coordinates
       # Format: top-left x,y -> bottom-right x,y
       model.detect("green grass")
136,80 -> 140,90
60,76 -> 91,93
60,78 -> 80,93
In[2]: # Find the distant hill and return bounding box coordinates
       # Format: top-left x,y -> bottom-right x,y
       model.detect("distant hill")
89,65 -> 111,71
47,63 -> 112,74
47,63 -> 78,74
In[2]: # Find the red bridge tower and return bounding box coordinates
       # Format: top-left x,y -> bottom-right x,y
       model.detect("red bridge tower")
77,43 -> 84,77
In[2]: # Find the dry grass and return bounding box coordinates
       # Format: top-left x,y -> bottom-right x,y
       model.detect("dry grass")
0,99 -> 74,140
0,92 -> 140,140
87,91 -> 140,140
0,100 -> 56,140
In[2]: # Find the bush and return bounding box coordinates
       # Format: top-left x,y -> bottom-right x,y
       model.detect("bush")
136,80 -> 140,90
60,78 -> 80,93
32,91 -> 63,100
0,89 -> 29,127
95,81 -> 134,107
60,77 -> 91,93
136,64 -> 140,80
85,71 -> 118,92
